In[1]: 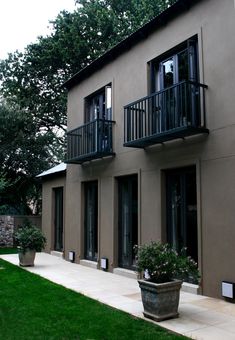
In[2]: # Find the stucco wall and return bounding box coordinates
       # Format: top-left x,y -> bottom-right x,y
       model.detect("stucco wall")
64,0 -> 235,298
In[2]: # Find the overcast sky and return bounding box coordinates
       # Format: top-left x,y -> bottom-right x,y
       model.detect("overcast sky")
0,0 -> 77,60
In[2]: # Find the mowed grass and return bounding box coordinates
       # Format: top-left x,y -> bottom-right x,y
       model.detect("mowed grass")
0,259 -> 188,340
0,247 -> 18,254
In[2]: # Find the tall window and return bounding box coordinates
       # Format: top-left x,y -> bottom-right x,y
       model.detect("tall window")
83,85 -> 112,153
166,166 -> 198,264
118,175 -> 138,270
84,181 -> 98,262
85,85 -> 112,122
53,187 -> 63,252
150,37 -> 198,93
148,37 -> 199,131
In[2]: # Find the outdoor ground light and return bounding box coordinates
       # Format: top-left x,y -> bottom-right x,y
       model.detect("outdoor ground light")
222,281 -> 235,299
69,251 -> 75,263
101,257 -> 108,270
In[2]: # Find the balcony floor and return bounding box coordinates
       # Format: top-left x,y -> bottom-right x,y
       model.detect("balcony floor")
66,151 -> 115,164
124,126 -> 209,148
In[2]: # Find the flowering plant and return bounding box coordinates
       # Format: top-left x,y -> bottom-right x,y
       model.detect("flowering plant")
14,226 -> 46,254
135,242 -> 199,283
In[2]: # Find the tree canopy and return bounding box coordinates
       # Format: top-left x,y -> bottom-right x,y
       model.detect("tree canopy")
0,0 -> 177,213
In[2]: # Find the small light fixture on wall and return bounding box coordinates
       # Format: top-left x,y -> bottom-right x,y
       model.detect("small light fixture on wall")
222,281 -> 235,300
69,251 -> 75,263
101,257 -> 108,271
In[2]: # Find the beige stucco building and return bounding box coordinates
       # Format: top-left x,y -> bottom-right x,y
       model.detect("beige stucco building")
40,0 -> 235,299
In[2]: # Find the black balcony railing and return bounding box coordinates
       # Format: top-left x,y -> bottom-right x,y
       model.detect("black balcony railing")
66,119 -> 115,164
124,81 -> 208,148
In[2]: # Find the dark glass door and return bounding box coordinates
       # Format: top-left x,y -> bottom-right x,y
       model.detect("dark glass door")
159,49 -> 191,130
150,40 -> 198,132
159,47 -> 194,89
54,187 -> 63,251
84,181 -> 98,261
166,166 -> 198,263
85,86 -> 112,153
85,92 -> 105,122
118,175 -> 138,269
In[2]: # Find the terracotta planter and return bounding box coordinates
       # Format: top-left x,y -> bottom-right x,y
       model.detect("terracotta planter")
19,250 -> 36,267
138,279 -> 182,321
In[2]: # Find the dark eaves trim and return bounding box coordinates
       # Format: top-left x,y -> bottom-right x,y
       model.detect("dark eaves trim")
63,0 -> 202,90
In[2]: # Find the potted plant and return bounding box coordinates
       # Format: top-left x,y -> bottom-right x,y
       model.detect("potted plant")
135,242 -> 199,322
14,225 -> 46,267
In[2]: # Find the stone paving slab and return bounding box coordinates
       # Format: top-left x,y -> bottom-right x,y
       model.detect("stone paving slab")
1,252 -> 235,340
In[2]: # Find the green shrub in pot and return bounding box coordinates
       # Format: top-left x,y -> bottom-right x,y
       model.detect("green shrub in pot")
135,241 -> 199,283
14,225 -> 46,266
135,242 -> 199,321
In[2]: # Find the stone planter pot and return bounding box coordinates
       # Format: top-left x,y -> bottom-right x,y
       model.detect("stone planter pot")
19,250 -> 36,267
138,279 -> 182,321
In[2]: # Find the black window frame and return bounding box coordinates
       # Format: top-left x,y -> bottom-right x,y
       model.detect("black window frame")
165,166 -> 198,264
53,187 -> 64,252
149,35 -> 199,94
84,83 -> 112,123
84,180 -> 98,262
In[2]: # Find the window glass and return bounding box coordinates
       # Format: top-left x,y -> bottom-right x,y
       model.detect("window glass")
163,58 -> 174,88
86,92 -> 104,122
150,38 -> 197,93
106,86 -> 112,120
178,49 -> 188,82
85,85 -> 112,122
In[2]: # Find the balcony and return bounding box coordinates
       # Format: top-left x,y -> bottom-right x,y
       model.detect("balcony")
66,119 -> 115,164
124,81 -> 208,148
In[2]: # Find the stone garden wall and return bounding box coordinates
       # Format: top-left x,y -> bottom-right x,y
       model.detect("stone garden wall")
0,216 -> 14,247
0,215 -> 41,247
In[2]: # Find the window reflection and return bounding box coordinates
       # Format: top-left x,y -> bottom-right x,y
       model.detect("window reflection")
163,58 -> 174,88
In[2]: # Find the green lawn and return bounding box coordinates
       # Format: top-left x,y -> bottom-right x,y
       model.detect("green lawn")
0,259 -> 188,340
0,247 -> 18,254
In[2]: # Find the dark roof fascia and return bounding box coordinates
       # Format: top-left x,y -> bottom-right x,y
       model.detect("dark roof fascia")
63,0 -> 202,90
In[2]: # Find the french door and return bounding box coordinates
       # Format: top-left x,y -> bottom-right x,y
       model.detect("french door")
166,166 -> 198,263
150,39 -> 198,133
159,47 -> 193,131
85,86 -> 112,152
84,181 -> 98,261
54,187 -> 63,252
118,175 -> 138,270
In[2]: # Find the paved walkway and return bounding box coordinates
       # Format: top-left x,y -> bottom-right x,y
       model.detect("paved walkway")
1,253 -> 235,340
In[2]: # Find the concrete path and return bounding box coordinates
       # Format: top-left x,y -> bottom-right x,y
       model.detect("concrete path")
1,253 -> 235,340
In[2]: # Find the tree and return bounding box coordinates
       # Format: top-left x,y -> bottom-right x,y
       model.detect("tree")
0,0 -> 177,213
0,101 -> 56,214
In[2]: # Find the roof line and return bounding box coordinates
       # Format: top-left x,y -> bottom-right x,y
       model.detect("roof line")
37,163 -> 66,178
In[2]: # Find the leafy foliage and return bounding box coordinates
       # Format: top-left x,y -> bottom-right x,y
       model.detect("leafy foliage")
0,101 -> 56,214
14,225 -> 46,253
135,242 -> 199,283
